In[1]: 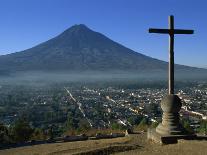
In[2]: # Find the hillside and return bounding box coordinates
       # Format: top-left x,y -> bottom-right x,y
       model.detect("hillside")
0,133 -> 206,155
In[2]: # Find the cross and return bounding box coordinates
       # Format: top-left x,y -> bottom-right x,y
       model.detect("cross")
149,15 -> 194,94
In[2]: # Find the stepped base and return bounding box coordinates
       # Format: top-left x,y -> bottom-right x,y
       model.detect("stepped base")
156,123 -> 186,135
147,128 -> 196,144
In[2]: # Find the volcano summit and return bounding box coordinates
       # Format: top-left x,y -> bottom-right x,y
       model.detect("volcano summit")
0,24 -> 202,75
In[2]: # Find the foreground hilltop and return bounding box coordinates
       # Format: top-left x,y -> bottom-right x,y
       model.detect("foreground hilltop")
1,133 -> 206,155
0,24 -> 202,74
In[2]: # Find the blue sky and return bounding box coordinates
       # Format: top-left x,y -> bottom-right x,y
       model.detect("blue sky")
0,0 -> 206,68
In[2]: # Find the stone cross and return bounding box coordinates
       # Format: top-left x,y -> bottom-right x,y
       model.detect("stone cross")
149,15 -> 194,94
147,16 -> 195,142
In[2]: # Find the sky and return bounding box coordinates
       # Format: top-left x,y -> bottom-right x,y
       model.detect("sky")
0,0 -> 207,68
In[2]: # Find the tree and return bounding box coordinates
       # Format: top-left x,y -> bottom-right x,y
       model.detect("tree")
136,118 -> 149,131
12,118 -> 34,143
150,121 -> 159,128
0,123 -> 10,146
31,128 -> 45,140
198,120 -> 207,135
127,115 -> 144,125
48,125 -> 55,140
182,119 -> 194,134
64,112 -> 78,131
78,119 -> 91,133
111,122 -> 125,130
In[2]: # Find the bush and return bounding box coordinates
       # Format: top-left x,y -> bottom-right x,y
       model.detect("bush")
197,120 -> 207,135
11,118 -> 34,143
181,119 -> 194,134
134,118 -> 149,131
0,123 -> 10,146
150,121 -> 159,128
31,128 -> 46,140
111,122 -> 126,130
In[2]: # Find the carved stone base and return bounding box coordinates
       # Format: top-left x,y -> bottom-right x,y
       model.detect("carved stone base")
147,95 -> 196,144
156,95 -> 186,135
147,128 -> 196,144
156,113 -> 186,135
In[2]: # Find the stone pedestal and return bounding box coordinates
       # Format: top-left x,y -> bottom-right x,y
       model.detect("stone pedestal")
148,94 -> 196,144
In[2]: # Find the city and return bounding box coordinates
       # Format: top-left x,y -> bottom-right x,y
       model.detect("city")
0,80 -> 206,136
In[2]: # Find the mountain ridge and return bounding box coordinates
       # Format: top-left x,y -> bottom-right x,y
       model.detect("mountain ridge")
0,24 -> 204,74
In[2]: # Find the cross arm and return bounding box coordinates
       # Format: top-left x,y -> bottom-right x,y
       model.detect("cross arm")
149,28 -> 169,34
149,28 -> 194,34
173,29 -> 194,34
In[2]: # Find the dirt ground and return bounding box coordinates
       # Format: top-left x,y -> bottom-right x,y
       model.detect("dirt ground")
116,134 -> 207,155
0,133 -> 206,155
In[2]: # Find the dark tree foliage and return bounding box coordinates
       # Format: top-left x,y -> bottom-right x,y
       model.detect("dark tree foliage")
181,119 -> 194,134
0,123 -> 10,146
11,118 -> 34,143
198,120 -> 207,135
